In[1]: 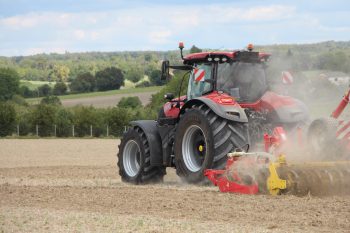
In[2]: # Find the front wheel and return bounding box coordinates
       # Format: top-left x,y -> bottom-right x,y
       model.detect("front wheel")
117,126 -> 165,184
174,105 -> 248,183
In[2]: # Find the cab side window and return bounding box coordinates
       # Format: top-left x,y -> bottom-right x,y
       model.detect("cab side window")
187,64 -> 212,99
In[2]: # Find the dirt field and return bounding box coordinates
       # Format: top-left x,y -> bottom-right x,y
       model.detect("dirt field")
0,139 -> 349,232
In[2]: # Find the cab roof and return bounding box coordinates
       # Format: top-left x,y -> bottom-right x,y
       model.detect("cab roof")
183,51 -> 271,64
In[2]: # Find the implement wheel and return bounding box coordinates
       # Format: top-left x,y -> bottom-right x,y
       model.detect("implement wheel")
117,126 -> 165,184
307,118 -> 342,159
174,104 -> 248,183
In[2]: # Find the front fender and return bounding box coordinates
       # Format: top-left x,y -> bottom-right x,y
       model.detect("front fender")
180,98 -> 248,123
130,120 -> 163,166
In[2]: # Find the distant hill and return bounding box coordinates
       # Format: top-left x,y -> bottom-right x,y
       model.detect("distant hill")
0,40 -> 349,82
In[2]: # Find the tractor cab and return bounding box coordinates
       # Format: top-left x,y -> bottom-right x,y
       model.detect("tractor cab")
185,52 -> 269,103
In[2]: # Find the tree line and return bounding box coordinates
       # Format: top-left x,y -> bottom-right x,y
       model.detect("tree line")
0,95 -> 155,137
0,68 -> 188,138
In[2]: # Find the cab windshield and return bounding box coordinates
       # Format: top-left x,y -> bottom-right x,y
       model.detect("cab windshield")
217,62 -> 267,102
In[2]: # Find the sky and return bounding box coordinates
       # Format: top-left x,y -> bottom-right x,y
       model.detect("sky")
0,0 -> 349,56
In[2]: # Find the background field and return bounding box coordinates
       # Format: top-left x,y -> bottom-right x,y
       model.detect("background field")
26,86 -> 161,107
0,139 -> 349,232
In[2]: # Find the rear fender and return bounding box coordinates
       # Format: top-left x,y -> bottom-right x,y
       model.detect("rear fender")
130,120 -> 163,166
180,98 -> 248,123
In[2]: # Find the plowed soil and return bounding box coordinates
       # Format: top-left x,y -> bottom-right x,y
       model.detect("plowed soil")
0,139 -> 349,233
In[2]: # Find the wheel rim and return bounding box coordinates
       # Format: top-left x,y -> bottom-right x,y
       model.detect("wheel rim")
123,140 -> 141,177
182,125 -> 207,172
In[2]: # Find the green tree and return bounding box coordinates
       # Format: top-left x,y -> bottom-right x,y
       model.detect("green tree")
40,96 -> 62,105
95,67 -> 124,91
53,82 -> 67,95
144,53 -> 153,62
0,68 -> 20,101
125,68 -> 143,83
72,106 -> 103,137
49,65 -> 70,82
15,105 -> 31,136
38,84 -> 52,97
118,96 -> 142,109
55,108 -> 73,137
30,104 -> 57,136
190,45 -> 202,54
149,69 -> 164,86
10,95 -> 28,106
0,102 -> 16,136
70,72 -> 96,93
105,107 -> 132,136
18,85 -> 36,98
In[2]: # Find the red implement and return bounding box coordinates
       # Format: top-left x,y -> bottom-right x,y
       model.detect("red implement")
331,88 -> 350,119
204,128 -> 283,195
204,169 -> 259,194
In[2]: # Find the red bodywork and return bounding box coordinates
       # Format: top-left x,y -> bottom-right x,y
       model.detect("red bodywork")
332,89 -> 350,119
333,88 -> 350,149
163,96 -> 186,118
163,92 -> 240,118
184,51 -> 270,62
163,91 -> 298,118
204,156 -> 259,194
240,91 -> 297,111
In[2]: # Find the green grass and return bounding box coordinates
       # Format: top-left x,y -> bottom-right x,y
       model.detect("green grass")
26,86 -> 162,104
20,80 -> 56,90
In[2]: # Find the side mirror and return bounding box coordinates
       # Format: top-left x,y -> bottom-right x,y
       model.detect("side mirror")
161,60 -> 170,80
164,93 -> 174,100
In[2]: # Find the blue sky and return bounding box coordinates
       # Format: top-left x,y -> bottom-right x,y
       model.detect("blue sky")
0,0 -> 349,56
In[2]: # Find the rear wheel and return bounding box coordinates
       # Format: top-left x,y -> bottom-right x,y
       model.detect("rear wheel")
117,126 -> 165,184
307,118 -> 342,159
174,105 -> 248,183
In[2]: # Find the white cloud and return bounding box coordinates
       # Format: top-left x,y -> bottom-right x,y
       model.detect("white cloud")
74,29 -> 86,40
242,5 -> 295,21
148,30 -> 172,44
1,14 -> 39,29
0,3 -> 348,56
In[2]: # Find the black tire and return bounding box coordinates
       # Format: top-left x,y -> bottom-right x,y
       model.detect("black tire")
174,104 -> 248,183
307,117 -> 343,159
117,126 -> 165,184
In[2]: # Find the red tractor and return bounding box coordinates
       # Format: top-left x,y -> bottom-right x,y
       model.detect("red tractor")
117,43 -> 308,184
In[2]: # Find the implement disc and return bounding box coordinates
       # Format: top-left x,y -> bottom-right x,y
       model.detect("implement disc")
276,162 -> 350,196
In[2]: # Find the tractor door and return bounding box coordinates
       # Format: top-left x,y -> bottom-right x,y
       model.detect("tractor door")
187,63 -> 213,100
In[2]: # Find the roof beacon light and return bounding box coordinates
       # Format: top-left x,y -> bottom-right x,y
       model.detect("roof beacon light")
179,42 -> 184,49
247,43 -> 254,51
179,42 -> 185,60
